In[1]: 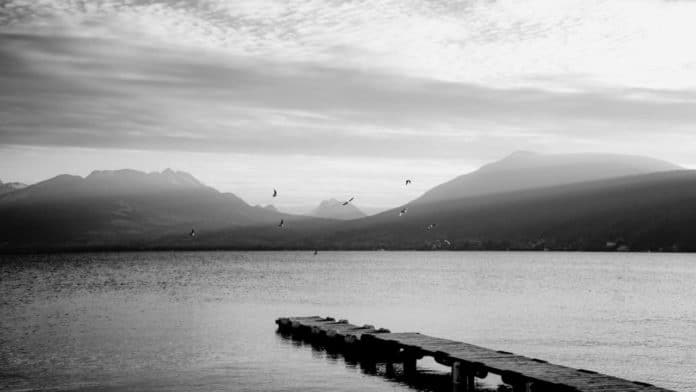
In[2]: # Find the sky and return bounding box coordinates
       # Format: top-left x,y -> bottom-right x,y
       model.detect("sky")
1,0 -> 696,213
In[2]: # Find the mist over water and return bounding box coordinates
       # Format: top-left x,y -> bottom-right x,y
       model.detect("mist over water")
1,251 -> 694,392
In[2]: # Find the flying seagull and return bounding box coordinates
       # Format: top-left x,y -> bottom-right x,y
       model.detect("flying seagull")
273,189 -> 277,197
426,223 -> 437,231
342,197 -> 355,206
405,179 -> 412,186
278,219 -> 284,228
190,229 -> 196,237
443,240 -> 451,246
399,208 -> 408,216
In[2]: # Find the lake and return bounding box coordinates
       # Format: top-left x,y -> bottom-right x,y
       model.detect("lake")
1,251 -> 694,392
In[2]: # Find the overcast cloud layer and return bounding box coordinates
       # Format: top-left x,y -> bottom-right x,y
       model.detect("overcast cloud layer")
1,0 -> 696,211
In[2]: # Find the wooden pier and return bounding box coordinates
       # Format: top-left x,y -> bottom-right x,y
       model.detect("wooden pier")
275,316 -> 677,392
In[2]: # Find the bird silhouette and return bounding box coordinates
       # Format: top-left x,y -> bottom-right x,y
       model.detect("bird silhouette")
426,223 -> 437,231
405,179 -> 412,186
278,219 -> 284,228
313,249 -> 318,255
190,229 -> 196,237
399,208 -> 408,216
342,197 -> 355,206
273,189 -> 277,197
443,239 -> 451,246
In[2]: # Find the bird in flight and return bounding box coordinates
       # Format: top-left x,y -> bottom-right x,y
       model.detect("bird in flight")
278,219 -> 284,228
190,229 -> 196,237
426,223 -> 437,231
405,179 -> 412,186
273,189 -> 277,197
399,208 -> 408,216
342,197 -> 355,206
443,240 -> 451,246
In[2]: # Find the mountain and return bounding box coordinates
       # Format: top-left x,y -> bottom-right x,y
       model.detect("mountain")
260,204 -> 279,212
297,170 -> 696,251
0,180 -> 27,196
190,170 -> 696,251
309,198 -> 366,220
172,168 -> 696,252
3,154 -> 695,252
0,169 -> 307,251
414,151 -> 681,204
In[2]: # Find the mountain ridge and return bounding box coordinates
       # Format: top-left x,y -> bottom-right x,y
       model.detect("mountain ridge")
180,169 -> 696,252
2,154 -> 694,252
309,198 -> 367,220
0,168 -> 322,252
0,180 -> 27,196
414,151 -> 681,204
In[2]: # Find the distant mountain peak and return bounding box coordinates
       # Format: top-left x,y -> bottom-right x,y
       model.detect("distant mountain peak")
0,180 -> 28,196
158,168 -> 204,187
415,151 -> 682,204
490,151 -> 678,168
87,169 -> 135,180
86,168 -> 205,188
317,198 -> 341,207
309,198 -> 366,220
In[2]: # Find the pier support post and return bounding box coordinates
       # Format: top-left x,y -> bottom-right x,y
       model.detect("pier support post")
452,361 -> 475,391
403,357 -> 417,376
360,359 -> 377,374
507,379 -> 535,392
385,362 -> 395,377
518,381 -> 534,392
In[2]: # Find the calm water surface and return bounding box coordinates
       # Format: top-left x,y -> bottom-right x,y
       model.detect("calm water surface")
1,251 -> 694,392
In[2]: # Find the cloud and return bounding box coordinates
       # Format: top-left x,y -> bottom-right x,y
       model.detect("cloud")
2,29 -> 696,163
3,0 -> 696,88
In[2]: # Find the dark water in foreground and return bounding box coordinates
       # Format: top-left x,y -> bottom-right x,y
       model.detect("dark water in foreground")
1,251 -> 694,392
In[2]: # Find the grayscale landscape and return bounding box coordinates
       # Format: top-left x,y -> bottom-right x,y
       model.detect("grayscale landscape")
1,1 -> 695,392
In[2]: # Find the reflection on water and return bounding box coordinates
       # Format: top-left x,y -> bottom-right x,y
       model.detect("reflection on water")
1,251 -> 695,392
274,330 -> 460,392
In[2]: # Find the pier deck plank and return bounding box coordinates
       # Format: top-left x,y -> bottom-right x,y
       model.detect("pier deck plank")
276,316 -> 675,392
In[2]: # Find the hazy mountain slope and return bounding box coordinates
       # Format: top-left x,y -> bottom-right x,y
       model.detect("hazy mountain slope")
3,161 -> 696,252
415,151 -> 681,204
0,169 -> 302,251
307,170 -> 696,251
181,170 -> 696,251
0,180 -> 27,196
309,198 -> 366,220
